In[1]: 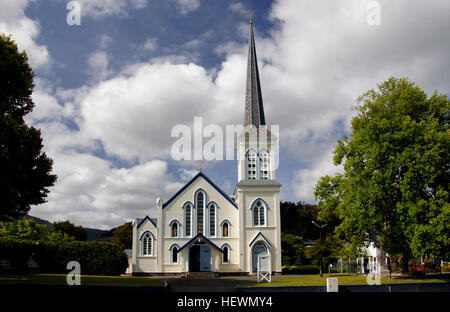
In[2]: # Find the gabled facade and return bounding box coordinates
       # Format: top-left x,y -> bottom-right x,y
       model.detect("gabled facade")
131,20 -> 282,275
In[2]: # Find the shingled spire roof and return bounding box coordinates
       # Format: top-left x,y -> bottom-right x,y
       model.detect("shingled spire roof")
245,20 -> 266,128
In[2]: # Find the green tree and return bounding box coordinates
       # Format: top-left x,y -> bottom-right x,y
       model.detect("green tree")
0,34 -> 57,221
314,77 -> 449,270
0,218 -> 47,241
281,201 -> 321,240
311,234 -> 344,277
51,220 -> 87,241
281,233 -> 305,266
111,222 -> 132,249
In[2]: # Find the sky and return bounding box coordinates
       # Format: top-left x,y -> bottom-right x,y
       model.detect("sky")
1,0 -> 449,229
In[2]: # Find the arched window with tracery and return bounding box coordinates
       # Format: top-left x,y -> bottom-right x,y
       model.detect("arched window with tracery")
208,203 -> 216,237
184,203 -> 192,237
252,199 -> 267,227
259,149 -> 270,180
246,149 -> 257,180
141,232 -> 154,256
195,190 -> 206,234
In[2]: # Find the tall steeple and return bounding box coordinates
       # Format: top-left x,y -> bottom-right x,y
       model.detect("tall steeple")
244,16 -> 266,128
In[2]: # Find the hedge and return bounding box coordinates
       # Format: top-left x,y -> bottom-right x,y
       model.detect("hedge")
282,265 -> 320,275
0,237 -> 128,275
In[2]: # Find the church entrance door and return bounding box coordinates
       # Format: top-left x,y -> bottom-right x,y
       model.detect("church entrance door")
189,244 -> 211,272
252,243 -> 268,272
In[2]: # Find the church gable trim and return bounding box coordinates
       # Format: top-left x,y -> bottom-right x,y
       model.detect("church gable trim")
162,172 -> 238,209
249,232 -> 272,248
137,216 -> 157,229
178,233 -> 223,254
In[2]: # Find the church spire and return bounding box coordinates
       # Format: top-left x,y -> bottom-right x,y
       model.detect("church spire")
244,16 -> 266,128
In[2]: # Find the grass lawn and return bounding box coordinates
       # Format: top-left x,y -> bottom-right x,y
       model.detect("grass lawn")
243,273 -> 450,287
0,274 -> 165,287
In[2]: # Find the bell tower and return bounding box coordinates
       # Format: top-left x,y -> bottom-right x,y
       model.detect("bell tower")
235,16 -> 282,274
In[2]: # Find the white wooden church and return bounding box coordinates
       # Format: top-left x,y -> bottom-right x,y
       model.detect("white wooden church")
130,20 -> 282,276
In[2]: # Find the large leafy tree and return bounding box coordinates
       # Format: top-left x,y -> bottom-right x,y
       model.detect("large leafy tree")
314,77 -> 449,268
0,34 -> 57,220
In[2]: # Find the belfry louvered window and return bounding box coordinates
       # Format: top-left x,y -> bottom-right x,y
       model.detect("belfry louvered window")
247,149 -> 257,180
259,149 -> 269,179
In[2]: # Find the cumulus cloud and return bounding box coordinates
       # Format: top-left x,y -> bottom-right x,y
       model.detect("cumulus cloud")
17,0 -> 450,228
0,0 -> 50,68
87,50 -> 112,81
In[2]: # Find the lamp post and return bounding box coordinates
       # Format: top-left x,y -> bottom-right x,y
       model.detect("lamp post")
312,221 -> 327,277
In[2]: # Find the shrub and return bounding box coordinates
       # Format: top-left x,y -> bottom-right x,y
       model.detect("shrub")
0,237 -> 128,275
282,265 -> 320,275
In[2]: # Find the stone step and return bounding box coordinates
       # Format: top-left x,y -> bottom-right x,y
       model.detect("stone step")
187,272 -> 216,279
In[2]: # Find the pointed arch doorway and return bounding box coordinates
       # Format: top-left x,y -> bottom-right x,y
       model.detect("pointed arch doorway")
189,243 -> 211,272
252,242 -> 268,272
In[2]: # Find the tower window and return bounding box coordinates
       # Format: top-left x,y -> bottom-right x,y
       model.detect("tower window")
259,149 -> 270,180
252,199 -> 267,227
246,149 -> 257,180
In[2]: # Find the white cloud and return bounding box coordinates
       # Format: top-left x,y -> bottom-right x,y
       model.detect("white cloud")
76,0 -> 148,19
293,148 -> 344,202
228,2 -> 247,15
87,50 -> 112,81
78,61 -> 217,162
172,0 -> 201,15
0,0 -> 50,69
143,37 -> 158,51
22,0 -> 450,228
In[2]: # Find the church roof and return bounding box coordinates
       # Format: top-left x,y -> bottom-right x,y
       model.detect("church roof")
245,21 -> 266,128
162,171 -> 238,209
136,216 -> 157,229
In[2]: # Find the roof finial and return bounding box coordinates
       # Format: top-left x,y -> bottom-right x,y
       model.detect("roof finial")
249,1 -> 253,24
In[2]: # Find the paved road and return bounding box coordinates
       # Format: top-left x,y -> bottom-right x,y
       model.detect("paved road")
160,276 -> 255,292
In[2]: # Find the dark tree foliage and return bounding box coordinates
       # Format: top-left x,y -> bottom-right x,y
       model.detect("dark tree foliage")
51,220 -> 87,241
111,222 -> 132,249
281,201 -> 340,240
0,34 -> 57,221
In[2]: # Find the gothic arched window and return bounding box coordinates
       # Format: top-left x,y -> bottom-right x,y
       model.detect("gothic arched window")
259,149 -> 270,180
246,149 -> 257,180
170,245 -> 179,264
171,222 -> 178,238
184,203 -> 192,237
208,203 -> 216,237
252,199 -> 267,227
222,244 -> 230,264
195,190 -> 206,234
141,232 -> 154,256
222,221 -> 230,238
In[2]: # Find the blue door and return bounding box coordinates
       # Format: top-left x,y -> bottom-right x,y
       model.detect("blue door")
199,245 -> 211,272
252,243 -> 267,272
